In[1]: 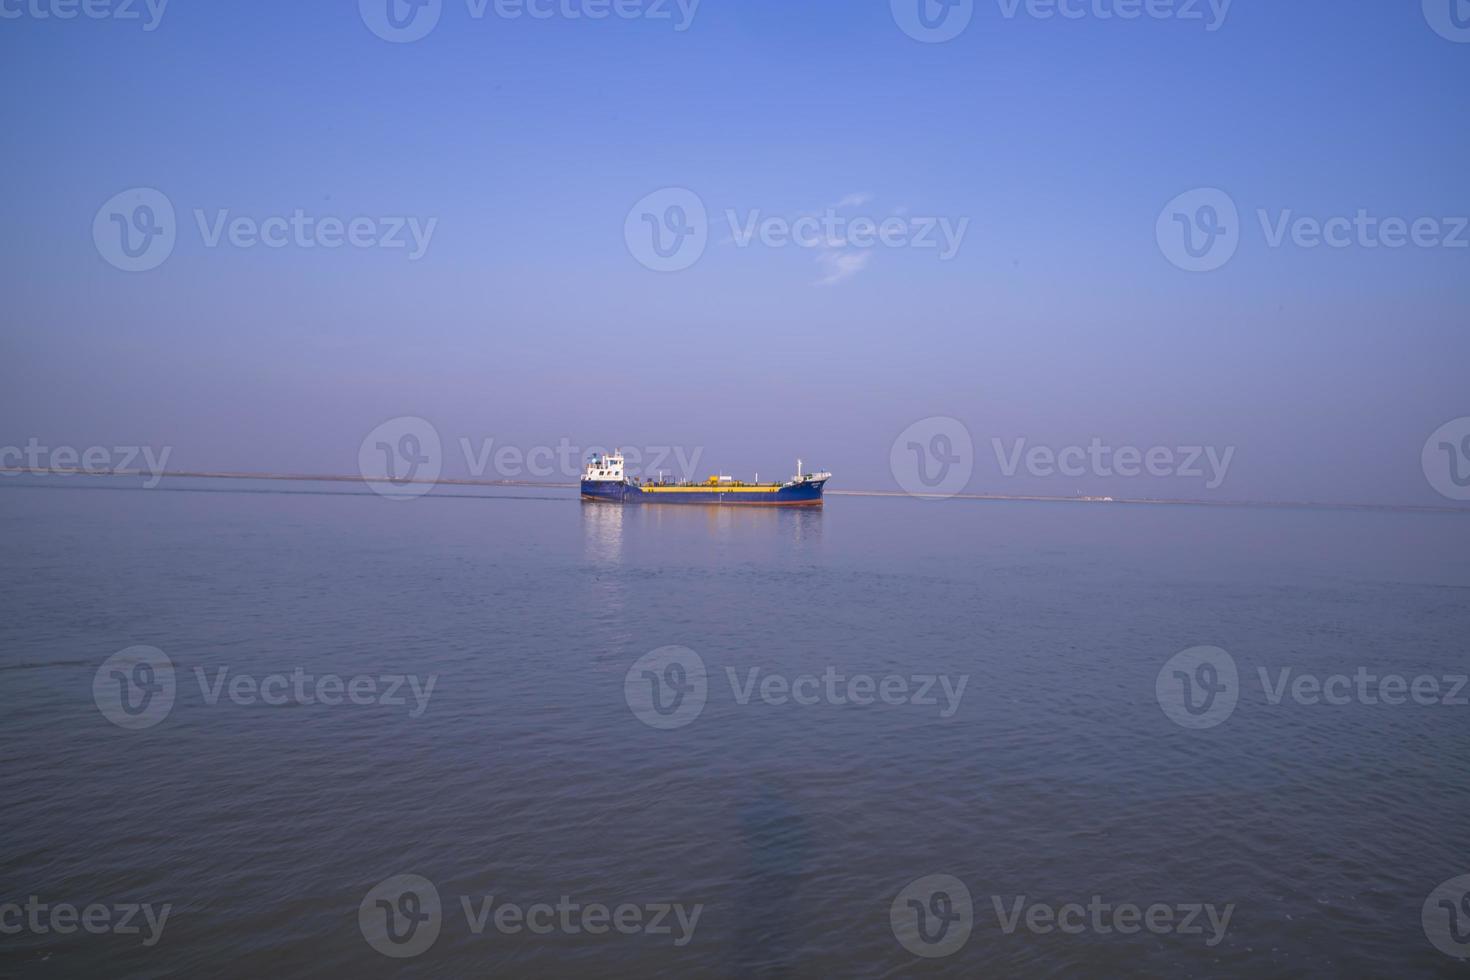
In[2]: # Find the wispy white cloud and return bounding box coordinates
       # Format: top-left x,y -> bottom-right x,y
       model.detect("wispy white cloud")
831,191 -> 874,209
718,192 -> 884,284
809,193 -> 880,284
814,251 -> 871,286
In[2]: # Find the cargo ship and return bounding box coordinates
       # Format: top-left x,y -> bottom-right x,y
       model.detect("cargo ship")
581,451 -> 830,506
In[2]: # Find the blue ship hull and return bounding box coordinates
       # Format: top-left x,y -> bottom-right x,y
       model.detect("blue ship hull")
581,479 -> 826,506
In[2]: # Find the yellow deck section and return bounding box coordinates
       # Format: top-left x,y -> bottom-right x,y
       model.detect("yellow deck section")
641,484 -> 783,493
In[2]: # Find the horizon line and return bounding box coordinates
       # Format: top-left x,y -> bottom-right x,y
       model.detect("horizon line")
2,467 -> 1467,516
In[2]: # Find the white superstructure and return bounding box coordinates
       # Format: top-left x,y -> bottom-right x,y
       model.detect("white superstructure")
582,451 -> 625,482
792,458 -> 831,485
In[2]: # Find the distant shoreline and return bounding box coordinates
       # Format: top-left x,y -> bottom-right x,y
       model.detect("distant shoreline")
1,467 -> 1466,515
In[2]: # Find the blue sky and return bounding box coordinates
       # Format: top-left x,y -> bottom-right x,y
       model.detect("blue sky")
2,0 -> 1467,503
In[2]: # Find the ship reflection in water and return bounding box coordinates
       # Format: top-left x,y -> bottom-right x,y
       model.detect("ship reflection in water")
580,500 -> 825,708
582,498 -> 823,568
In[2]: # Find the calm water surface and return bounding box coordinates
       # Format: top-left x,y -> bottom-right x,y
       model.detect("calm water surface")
2,476 -> 1468,977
